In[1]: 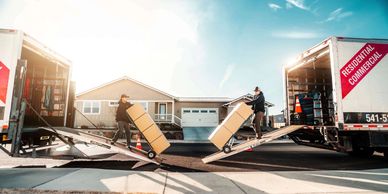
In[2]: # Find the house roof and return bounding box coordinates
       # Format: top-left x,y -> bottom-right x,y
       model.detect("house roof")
76,76 -> 275,107
223,93 -> 275,107
177,97 -> 233,102
76,76 -> 176,99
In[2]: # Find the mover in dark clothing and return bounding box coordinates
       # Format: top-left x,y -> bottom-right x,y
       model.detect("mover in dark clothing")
111,94 -> 133,148
246,86 -> 265,139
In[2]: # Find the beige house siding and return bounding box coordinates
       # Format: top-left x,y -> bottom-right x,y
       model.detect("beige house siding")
167,103 -> 173,114
174,101 -> 228,123
77,79 -> 173,101
148,103 -> 156,118
74,100 -> 174,128
74,78 -> 174,128
74,101 -> 117,128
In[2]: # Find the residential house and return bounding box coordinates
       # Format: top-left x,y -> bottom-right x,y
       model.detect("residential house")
74,76 -> 274,140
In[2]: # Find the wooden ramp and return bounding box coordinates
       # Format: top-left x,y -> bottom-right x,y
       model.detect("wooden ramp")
202,125 -> 305,164
39,127 -> 162,165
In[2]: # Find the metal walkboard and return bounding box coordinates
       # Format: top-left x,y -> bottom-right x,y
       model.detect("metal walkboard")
39,127 -> 161,165
202,125 -> 305,164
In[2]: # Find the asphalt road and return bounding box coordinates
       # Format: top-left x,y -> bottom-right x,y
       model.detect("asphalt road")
60,142 -> 388,172
2,142 -> 388,193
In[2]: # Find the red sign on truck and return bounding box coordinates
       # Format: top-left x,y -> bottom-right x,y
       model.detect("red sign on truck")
340,43 -> 388,99
0,61 -> 10,104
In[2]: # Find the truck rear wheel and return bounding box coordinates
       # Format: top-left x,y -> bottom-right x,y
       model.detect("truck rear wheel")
349,147 -> 374,158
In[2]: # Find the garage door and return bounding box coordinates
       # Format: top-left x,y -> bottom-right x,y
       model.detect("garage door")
181,108 -> 219,127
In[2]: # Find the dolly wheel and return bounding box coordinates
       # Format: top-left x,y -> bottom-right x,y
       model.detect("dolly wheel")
223,145 -> 232,153
147,151 -> 156,159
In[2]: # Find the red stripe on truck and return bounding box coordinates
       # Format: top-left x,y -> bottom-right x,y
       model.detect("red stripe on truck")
0,61 -> 10,104
340,43 -> 388,99
345,124 -> 388,128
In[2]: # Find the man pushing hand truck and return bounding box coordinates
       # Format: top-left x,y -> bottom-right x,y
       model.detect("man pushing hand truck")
246,86 -> 265,139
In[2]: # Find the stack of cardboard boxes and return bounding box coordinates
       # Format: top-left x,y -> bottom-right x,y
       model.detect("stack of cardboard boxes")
126,104 -> 170,154
208,102 -> 252,150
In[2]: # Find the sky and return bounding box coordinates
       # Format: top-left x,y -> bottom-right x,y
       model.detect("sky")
0,0 -> 387,114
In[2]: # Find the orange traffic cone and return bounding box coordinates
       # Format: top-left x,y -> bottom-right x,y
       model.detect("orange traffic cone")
295,98 -> 302,113
135,134 -> 143,150
245,138 -> 253,152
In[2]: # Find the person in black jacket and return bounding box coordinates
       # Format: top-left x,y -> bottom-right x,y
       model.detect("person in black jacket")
111,94 -> 133,148
246,86 -> 265,139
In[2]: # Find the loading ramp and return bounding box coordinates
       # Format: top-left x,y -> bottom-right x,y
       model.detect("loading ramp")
39,127 -> 162,165
202,125 -> 305,164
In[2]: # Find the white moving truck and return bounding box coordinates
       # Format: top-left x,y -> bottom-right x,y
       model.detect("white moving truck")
284,37 -> 388,158
0,29 -> 73,154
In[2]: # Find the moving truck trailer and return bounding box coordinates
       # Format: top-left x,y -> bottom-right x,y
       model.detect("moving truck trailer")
0,29 -> 73,154
284,37 -> 388,159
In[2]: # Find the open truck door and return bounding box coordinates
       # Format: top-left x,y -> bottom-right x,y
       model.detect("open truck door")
0,29 -> 72,155
9,59 -> 27,155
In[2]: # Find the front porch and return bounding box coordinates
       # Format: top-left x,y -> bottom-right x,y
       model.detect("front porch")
154,114 -> 182,127
149,101 -> 181,128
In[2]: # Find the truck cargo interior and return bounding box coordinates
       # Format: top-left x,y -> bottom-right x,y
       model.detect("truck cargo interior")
287,47 -> 335,126
20,45 -> 70,127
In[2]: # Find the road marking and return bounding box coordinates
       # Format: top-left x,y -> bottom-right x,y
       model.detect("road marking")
310,174 -> 388,186
338,170 -> 388,176
217,160 -> 319,171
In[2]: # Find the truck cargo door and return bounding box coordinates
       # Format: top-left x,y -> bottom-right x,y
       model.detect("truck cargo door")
8,60 -> 27,140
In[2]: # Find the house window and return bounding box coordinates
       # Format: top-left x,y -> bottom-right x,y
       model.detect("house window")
192,110 -> 199,113
83,101 -> 100,114
109,101 -> 119,107
110,101 -> 148,111
159,103 -> 166,114
159,103 -> 167,120
201,110 -> 208,113
183,110 -> 190,113
209,110 -> 217,113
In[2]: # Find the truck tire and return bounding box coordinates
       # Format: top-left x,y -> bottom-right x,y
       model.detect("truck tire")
174,132 -> 183,140
349,147 -> 374,158
164,132 -> 173,139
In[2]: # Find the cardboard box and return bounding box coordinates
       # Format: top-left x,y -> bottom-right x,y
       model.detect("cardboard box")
235,102 -> 252,120
143,124 -> 164,143
208,102 -> 253,150
223,113 -> 245,134
126,103 -> 146,121
134,113 -> 154,132
208,125 -> 233,150
151,135 -> 171,155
